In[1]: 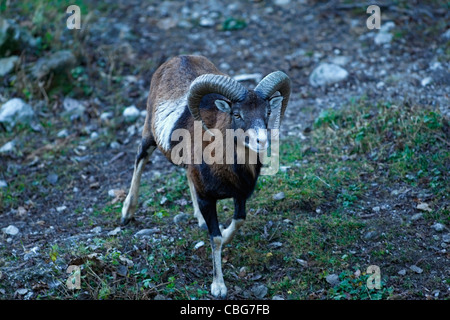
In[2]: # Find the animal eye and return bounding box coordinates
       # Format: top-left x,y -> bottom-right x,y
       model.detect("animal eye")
233,112 -> 242,119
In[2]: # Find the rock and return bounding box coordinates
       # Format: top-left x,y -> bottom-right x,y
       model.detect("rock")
157,18 -> 177,30
160,196 -> 168,205
374,21 -> 395,45
92,226 -> 102,234
233,73 -> 263,83
194,241 -> 205,250
56,206 -> 67,212
398,269 -> 407,276
329,55 -> 351,66
421,77 -> 433,87
374,32 -> 393,45
272,192 -> 285,201
0,17 -> 38,55
123,105 -> 140,122
0,55 -> 19,77
57,128 -> 69,138
173,212 -> 190,225
364,230 -> 378,240
272,295 -> 285,300
46,173 -> 58,185
372,206 -> 380,213
3,225 -> 19,236
100,111 -> 113,123
0,98 -> 35,131
116,265 -> 128,277
0,140 -> 15,153
251,284 -> 268,299
134,228 -> 160,238
14,288 -> 28,296
441,28 -> 450,40
409,265 -> 423,274
431,223 -> 445,232
309,63 -> 349,87
296,259 -> 308,267
31,50 -> 76,79
62,97 -> 86,120
239,266 -> 247,278
0,180 -> 7,188
326,274 -> 340,286
24,246 -> 39,261
417,202 -> 432,212
199,17 -> 215,28
410,213 -> 423,221
107,227 -> 121,236
274,0 -> 291,6
442,233 -> 450,243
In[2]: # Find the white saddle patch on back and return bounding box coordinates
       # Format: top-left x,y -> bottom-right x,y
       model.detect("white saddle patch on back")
154,96 -> 187,151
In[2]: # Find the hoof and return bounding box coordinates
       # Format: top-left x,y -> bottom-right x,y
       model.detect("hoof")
211,282 -> 227,299
121,216 -> 135,226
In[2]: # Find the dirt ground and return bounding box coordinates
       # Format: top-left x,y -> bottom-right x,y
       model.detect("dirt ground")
0,0 -> 449,300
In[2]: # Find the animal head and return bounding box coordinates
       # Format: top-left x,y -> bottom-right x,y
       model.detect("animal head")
187,71 -> 291,152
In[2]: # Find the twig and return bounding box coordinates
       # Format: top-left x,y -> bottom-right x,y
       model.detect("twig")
110,151 -> 125,164
314,175 -> 331,188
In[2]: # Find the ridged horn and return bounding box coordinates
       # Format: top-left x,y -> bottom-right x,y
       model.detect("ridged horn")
254,71 -> 291,129
187,74 -> 248,136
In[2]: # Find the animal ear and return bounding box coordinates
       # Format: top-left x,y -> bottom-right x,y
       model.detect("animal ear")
269,96 -> 283,110
215,99 -> 232,113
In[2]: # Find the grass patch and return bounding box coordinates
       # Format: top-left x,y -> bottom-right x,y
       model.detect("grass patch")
36,100 -> 448,300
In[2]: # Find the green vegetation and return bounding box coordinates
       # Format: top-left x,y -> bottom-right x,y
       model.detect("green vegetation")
29,99 -> 446,300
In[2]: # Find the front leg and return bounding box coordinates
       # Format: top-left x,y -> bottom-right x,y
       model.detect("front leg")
198,197 -> 227,298
221,197 -> 246,245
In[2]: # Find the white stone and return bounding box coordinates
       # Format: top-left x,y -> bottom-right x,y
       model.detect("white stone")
0,98 -> 35,130
0,140 -> 15,153
123,105 -> 140,122
62,97 -> 85,119
107,227 -> 121,236
0,56 -> 19,77
194,241 -> 205,250
233,73 -> 262,83
309,63 -> 349,87
432,223 -> 445,232
134,228 -> 160,238
3,225 -> 19,236
56,206 -> 67,212
374,21 -> 395,45
273,192 -> 285,201
57,129 -> 69,138
421,77 -> 432,87
374,32 -> 393,45
274,0 -> 291,6
199,17 -> 215,27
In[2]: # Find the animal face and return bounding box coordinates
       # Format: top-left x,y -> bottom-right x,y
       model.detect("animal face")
215,91 -> 283,152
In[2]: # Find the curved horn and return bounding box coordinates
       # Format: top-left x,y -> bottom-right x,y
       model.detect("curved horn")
254,71 -> 291,129
187,74 -> 248,135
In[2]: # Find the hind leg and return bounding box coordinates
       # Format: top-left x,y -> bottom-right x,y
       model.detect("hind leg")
121,135 -> 156,225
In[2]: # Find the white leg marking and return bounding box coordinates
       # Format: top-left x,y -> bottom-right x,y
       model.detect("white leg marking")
210,236 -> 227,298
221,219 -> 244,245
187,174 -> 206,228
121,147 -> 155,222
